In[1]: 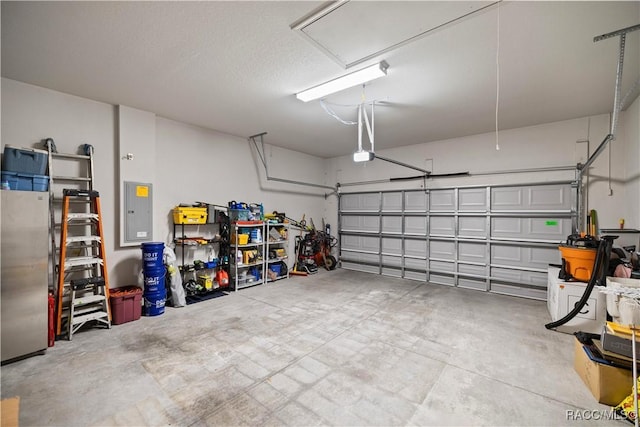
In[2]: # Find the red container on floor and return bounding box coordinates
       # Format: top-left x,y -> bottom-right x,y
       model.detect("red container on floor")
48,293 -> 55,347
110,286 -> 143,325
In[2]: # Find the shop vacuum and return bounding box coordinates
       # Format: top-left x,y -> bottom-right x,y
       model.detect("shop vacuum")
545,234 -> 617,330
557,234 -> 599,282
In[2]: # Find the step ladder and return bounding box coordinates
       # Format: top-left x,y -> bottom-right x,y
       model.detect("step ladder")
45,139 -> 95,294
55,189 -> 111,340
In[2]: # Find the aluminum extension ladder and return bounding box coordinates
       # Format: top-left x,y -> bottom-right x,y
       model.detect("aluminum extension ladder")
55,189 -> 111,340
45,140 -> 96,291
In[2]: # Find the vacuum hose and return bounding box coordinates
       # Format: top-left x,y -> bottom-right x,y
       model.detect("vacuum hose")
545,235 -> 616,330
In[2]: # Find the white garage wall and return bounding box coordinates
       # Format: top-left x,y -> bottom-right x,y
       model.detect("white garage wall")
622,96 -> 640,230
325,109 -> 639,236
117,105 -> 156,247
154,117 -> 327,260
1,78 -> 123,279
2,77 -> 637,286
1,78 -> 326,288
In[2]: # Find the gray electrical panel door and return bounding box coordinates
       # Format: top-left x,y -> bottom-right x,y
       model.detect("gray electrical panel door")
339,182 -> 576,300
124,181 -> 153,243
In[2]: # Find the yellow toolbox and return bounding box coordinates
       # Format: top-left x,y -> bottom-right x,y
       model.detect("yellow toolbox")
173,206 -> 207,224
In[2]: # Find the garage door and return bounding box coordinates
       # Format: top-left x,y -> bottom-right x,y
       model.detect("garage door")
338,182 -> 577,300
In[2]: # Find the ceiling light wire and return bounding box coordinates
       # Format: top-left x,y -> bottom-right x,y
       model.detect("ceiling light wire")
495,2 -> 501,151
319,99 -> 357,125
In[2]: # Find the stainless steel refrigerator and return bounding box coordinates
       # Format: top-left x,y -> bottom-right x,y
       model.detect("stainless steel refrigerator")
1,190 -> 49,363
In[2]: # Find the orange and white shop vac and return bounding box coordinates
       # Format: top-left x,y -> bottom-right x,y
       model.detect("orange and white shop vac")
546,234 -> 617,330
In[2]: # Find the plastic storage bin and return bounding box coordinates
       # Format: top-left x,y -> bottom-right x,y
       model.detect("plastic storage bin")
204,260 -> 218,269
269,263 -> 282,276
1,171 -> 18,190
229,209 -> 250,222
1,171 -> 49,191
231,234 -> 249,245
248,266 -> 261,281
173,206 -> 207,224
2,146 -> 48,175
109,286 -> 143,325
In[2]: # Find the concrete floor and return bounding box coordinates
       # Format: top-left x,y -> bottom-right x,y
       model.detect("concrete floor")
1,269 -> 624,426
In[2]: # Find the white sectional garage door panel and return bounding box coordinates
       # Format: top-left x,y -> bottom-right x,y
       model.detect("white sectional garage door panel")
459,188 -> 487,211
459,216 -> 487,238
430,189 -> 455,211
491,185 -> 571,211
382,192 -> 403,211
405,191 -> 428,212
339,184 -> 573,300
405,216 -> 427,236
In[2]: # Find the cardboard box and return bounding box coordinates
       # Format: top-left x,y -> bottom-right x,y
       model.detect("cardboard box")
0,397 -> 19,427
574,338 -> 634,406
547,267 -> 606,334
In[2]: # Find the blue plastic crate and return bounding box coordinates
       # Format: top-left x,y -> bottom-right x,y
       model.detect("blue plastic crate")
2,145 -> 48,175
268,263 -> 282,276
204,260 -> 218,269
30,174 -> 49,191
248,266 -> 261,280
1,171 -> 49,191
1,171 -> 19,190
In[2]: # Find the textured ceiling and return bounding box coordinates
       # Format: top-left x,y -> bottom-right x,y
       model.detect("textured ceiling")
299,1 -> 495,67
2,1 -> 639,158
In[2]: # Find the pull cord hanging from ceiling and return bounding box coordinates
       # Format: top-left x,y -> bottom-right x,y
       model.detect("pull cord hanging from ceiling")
495,1 -> 501,151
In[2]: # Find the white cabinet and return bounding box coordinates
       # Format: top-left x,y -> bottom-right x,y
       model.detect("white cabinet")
547,267 -> 606,334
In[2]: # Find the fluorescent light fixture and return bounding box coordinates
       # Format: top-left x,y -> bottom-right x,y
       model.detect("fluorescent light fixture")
296,61 -> 389,102
353,150 -> 375,163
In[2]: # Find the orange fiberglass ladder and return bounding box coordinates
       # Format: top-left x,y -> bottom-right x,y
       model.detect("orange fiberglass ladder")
55,189 -> 111,340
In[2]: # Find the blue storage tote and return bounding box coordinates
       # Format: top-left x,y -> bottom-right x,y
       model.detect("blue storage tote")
204,260 -> 218,269
1,171 -> 19,190
2,145 -> 48,175
1,171 -> 49,191
268,263 -> 282,276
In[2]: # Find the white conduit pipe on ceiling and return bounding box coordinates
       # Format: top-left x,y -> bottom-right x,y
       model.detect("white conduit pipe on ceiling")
249,132 -> 337,193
